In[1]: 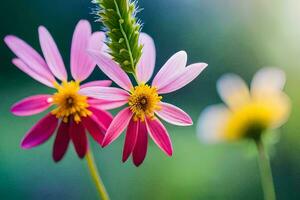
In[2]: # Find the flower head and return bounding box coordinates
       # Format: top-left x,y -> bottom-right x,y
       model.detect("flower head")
197,68 -> 291,142
80,33 -> 207,166
5,20 -> 116,162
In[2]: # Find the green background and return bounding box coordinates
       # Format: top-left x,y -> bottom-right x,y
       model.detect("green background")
0,0 -> 299,199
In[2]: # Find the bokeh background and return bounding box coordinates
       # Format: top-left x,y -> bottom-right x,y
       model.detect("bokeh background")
1,0 -> 300,199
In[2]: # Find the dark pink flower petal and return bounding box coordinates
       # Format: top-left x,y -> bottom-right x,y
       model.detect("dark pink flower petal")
88,98 -> 128,110
38,26 -> 67,81
69,121 -> 88,158
53,121 -> 70,162
136,33 -> 156,83
146,117 -> 173,156
21,113 -> 58,149
71,20 -> 95,82
82,115 -> 105,146
80,80 -> 112,88
89,107 -> 113,131
155,102 -> 193,126
4,36 -> 55,87
102,107 -> 133,147
122,118 -> 139,162
132,121 -> 148,166
11,94 -> 52,116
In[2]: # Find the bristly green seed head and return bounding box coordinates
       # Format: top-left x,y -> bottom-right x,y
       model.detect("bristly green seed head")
93,0 -> 143,73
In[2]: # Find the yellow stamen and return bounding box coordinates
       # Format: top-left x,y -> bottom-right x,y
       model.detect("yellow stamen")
128,84 -> 162,121
51,81 -> 91,123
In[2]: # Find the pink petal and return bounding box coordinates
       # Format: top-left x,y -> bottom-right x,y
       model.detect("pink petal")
82,115 -> 105,146
88,31 -> 105,52
69,121 -> 88,158
71,20 -> 95,82
21,113 -> 58,149
102,107 -> 133,147
132,121 -> 148,166
157,63 -> 207,94
122,118 -> 139,162
53,121 -> 70,162
155,102 -> 193,126
88,98 -> 128,110
80,80 -> 112,88
38,26 -> 67,81
11,94 -> 52,116
79,86 -> 130,101
136,33 -> 156,83
146,117 -> 173,156
152,51 -> 187,87
89,107 -> 113,131
87,50 -> 133,91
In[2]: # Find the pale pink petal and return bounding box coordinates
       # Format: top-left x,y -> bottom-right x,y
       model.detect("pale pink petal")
157,63 -> 207,94
79,86 -> 129,101
251,67 -> 286,96
82,115 -> 105,146
89,107 -> 113,131
53,121 -> 70,162
71,20 -> 95,82
136,33 -> 156,83
21,114 -> 58,149
102,107 -> 133,147
88,98 -> 128,110
152,51 -> 187,87
11,58 -> 55,87
38,26 -> 67,81
217,73 -> 250,109
197,105 -> 231,143
80,80 -> 112,88
11,95 -> 52,116
132,121 -> 148,166
146,118 -> 173,156
88,31 -> 105,52
69,121 -> 88,158
87,50 -> 133,91
122,118 -> 138,162
155,102 -> 193,126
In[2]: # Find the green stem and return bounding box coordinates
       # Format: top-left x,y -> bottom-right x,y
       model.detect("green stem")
255,139 -> 276,200
86,149 -> 110,200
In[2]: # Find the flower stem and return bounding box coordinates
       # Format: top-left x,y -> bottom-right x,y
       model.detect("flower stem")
255,139 -> 276,200
86,149 -> 110,200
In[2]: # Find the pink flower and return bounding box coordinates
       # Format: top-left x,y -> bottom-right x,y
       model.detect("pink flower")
4,20 -> 116,162
80,33 -> 208,166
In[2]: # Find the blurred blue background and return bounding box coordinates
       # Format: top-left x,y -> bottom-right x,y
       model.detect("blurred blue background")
0,0 -> 299,199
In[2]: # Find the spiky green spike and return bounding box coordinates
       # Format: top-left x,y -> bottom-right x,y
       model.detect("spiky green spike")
93,0 -> 143,73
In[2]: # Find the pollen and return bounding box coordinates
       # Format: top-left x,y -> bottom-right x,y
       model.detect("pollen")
128,84 -> 162,121
50,81 -> 91,123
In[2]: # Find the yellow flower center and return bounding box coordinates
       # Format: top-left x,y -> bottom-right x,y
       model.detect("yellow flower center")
128,84 -> 162,121
50,81 -> 91,123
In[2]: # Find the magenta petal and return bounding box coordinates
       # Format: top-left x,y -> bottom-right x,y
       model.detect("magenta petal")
102,107 -> 133,147
21,113 -> 58,149
89,107 -> 113,131
80,80 -> 112,88
155,102 -> 193,126
88,98 -> 128,110
69,121 -> 88,158
38,26 -> 67,81
146,118 -> 173,156
82,115 -> 105,146
122,118 -> 139,162
53,121 -> 70,162
79,86 -> 130,101
132,121 -> 148,166
11,94 -> 52,116
71,20 -> 95,82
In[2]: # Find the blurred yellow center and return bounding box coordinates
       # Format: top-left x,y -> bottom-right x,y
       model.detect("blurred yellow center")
128,84 -> 162,121
50,81 -> 91,123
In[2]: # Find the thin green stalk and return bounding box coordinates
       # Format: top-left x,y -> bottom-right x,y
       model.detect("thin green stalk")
255,139 -> 276,200
86,149 -> 110,200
